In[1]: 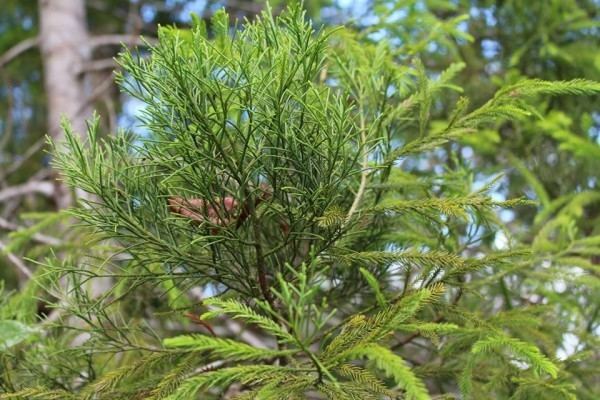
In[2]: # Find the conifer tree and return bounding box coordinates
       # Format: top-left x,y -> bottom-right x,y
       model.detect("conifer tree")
1,4 -> 600,399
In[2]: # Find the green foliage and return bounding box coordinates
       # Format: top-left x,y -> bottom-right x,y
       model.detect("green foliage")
0,320 -> 37,351
349,344 -> 429,400
163,334 -> 294,361
470,334 -> 558,377
1,2 -> 599,400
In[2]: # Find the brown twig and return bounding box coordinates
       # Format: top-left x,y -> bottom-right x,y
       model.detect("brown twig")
184,312 -> 217,336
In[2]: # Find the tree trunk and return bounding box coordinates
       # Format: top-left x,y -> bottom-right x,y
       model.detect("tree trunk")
38,0 -> 92,208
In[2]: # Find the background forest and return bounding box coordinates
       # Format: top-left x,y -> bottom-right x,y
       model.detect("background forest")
0,1 -> 599,399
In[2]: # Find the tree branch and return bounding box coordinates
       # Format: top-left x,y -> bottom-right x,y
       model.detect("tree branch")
0,138 -> 46,181
0,240 -> 33,279
78,58 -> 117,74
0,180 -> 55,202
0,36 -> 39,69
89,34 -> 157,49
0,216 -> 63,247
345,110 -> 368,224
